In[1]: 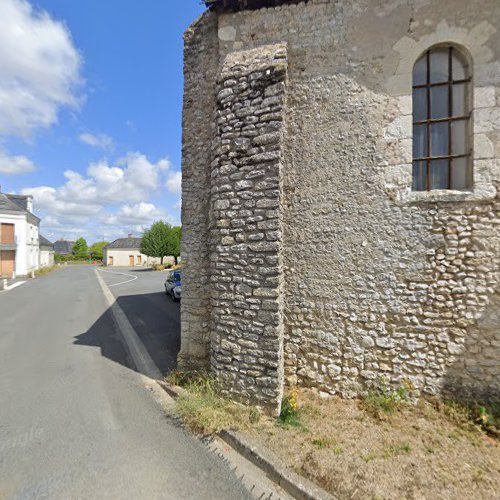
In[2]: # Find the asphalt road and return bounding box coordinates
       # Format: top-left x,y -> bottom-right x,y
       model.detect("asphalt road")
97,267 -> 180,375
0,265 -> 250,499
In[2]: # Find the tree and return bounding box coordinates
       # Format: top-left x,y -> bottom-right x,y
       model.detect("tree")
171,226 -> 181,265
140,221 -> 182,265
72,237 -> 89,260
141,221 -> 171,265
89,241 -> 109,261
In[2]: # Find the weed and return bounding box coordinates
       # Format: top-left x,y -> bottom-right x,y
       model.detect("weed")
249,407 -> 261,424
333,445 -> 344,455
362,451 -> 378,463
471,467 -> 486,483
312,437 -> 334,448
279,389 -> 301,427
361,379 -> 411,418
383,442 -> 412,458
441,399 -> 499,438
34,265 -> 58,277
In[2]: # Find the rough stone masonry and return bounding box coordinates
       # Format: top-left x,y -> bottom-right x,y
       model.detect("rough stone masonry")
179,0 -> 500,414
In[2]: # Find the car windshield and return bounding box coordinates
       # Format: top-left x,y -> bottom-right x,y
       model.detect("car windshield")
173,272 -> 181,282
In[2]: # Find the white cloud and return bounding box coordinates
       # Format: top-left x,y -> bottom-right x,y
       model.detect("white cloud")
0,0 -> 82,138
21,152 -> 178,241
79,132 -> 113,151
166,171 -> 181,195
0,148 -> 36,175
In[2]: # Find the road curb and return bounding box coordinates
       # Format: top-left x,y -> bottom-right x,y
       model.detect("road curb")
160,381 -> 334,500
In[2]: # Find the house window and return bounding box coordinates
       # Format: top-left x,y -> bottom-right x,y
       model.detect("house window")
412,46 -> 472,191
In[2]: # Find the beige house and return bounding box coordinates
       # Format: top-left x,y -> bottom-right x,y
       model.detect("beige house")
103,237 -> 174,267
180,0 -> 500,413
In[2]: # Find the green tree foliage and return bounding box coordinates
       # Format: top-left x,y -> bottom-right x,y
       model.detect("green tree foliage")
72,237 -> 89,259
141,221 -> 181,265
171,226 -> 181,265
89,241 -> 109,260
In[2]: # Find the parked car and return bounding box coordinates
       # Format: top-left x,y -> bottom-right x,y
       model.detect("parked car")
164,270 -> 181,301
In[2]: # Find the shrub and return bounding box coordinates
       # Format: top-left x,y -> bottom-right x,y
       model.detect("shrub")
151,263 -> 165,271
361,379 -> 411,418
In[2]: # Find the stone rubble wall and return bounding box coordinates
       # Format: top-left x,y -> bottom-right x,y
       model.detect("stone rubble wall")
209,44 -> 288,413
181,0 -> 500,406
178,12 -> 219,370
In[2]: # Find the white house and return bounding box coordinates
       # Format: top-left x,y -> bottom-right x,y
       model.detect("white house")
39,235 -> 55,268
0,190 -> 40,278
103,236 -> 175,267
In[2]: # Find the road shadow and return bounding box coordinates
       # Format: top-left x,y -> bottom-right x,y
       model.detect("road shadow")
73,291 -> 180,377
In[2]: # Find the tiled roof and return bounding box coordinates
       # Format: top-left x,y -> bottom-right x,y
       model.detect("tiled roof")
39,234 -> 54,248
6,194 -> 30,211
105,237 -> 142,250
54,240 -> 75,255
0,193 -> 25,213
204,0 -> 305,11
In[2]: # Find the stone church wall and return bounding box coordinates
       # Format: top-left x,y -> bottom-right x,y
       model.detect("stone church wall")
181,0 -> 500,410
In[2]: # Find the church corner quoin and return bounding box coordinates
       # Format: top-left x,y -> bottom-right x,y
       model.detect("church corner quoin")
180,0 -> 500,413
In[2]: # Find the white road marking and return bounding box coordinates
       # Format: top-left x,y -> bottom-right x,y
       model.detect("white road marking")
97,268 -> 138,287
0,280 -> 27,292
94,269 -> 161,379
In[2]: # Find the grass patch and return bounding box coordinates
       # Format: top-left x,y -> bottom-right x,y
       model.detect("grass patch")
443,400 -> 499,438
383,442 -> 412,458
312,436 -> 335,448
34,265 -> 58,277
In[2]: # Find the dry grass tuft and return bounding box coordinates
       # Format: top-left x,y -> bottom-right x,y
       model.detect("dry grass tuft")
34,265 -> 59,277
164,371 -> 259,435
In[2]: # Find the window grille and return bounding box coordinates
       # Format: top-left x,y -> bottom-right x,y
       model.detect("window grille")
412,47 -> 472,191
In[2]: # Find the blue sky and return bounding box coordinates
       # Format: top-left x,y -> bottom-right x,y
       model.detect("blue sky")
0,0 -> 206,243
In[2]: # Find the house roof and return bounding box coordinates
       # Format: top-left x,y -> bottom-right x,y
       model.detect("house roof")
204,0 -> 305,11
39,234 -> 54,248
7,194 -> 30,211
0,192 -> 24,213
54,240 -> 75,254
0,192 -> 39,223
105,237 -> 142,250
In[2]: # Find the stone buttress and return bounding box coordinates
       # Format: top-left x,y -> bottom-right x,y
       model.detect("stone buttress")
209,44 -> 288,414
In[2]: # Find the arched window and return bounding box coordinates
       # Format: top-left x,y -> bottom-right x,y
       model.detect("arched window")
412,46 -> 471,191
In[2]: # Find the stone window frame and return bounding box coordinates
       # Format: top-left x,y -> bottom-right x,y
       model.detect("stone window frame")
385,36 -> 498,204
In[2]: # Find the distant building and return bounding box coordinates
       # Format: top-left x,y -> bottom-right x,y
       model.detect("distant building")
0,188 -> 40,278
54,239 -> 75,256
103,235 -> 175,267
39,235 -> 55,268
